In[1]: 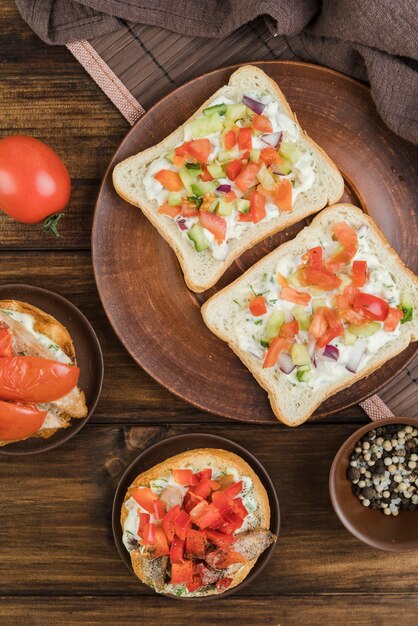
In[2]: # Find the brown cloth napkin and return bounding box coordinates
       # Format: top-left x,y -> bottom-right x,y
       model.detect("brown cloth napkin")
16,0 -> 418,143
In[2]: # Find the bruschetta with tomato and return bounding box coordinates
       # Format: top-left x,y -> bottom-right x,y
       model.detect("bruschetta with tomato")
0,300 -> 87,445
121,448 -> 276,597
202,204 -> 418,425
113,65 -> 343,292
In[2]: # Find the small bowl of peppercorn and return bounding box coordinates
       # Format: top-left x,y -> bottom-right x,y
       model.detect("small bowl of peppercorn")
329,417 -> 418,552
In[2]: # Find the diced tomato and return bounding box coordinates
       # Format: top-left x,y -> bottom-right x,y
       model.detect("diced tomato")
224,159 -> 242,181
352,260 -> 368,288
172,469 -> 199,486
154,169 -> 183,192
174,509 -> 192,541
315,308 -> 344,348
190,501 -> 223,530
195,563 -> 220,585
173,154 -> 187,168
241,150 -> 250,161
171,560 -> 194,585
181,202 -> 200,218
384,307 -> 403,331
141,522 -> 156,545
249,294 -> 267,317
162,504 -> 181,543
274,179 -> 292,212
222,480 -> 243,500
175,139 -> 211,163
224,129 -> 237,150
232,497 -> 248,519
186,574 -> 203,593
153,499 -> 166,520
199,211 -> 226,243
200,164 -> 214,181
183,491 -> 203,514
235,162 -> 261,192
216,577 -> 233,591
152,527 -> 170,557
237,210 -> 254,222
302,246 -> 323,269
169,535 -> 185,564
132,487 -> 158,514
158,202 -> 181,218
137,513 -> 150,536
309,308 -> 328,339
195,468 -> 212,481
185,528 -> 206,559
260,146 -> 280,165
206,548 -> 246,569
263,337 -> 290,369
300,267 -> 342,291
335,285 -> 366,324
354,292 -> 389,322
219,512 -> 245,535
0,327 -> 12,358
333,222 -> 358,251
238,127 -> 252,151
280,286 -> 311,305
225,190 -> 237,203
252,114 -> 273,133
250,190 -> 266,224
211,491 -> 233,516
204,529 -> 236,550
280,320 -> 299,338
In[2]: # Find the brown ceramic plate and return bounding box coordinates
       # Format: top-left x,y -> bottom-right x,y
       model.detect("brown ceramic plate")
0,284 -> 103,455
93,61 -> 418,424
330,417 -> 418,552
112,433 -> 279,599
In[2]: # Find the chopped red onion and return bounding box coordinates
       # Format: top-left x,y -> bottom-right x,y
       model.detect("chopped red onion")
323,344 -> 339,361
242,95 -> 265,115
346,341 -> 365,373
176,218 -> 188,231
216,184 -> 232,193
261,131 -> 283,149
277,352 -> 295,374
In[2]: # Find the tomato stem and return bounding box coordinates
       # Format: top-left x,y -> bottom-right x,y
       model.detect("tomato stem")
43,213 -> 64,237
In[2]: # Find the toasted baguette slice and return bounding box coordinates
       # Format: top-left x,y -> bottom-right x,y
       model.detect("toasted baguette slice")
202,204 -> 418,426
0,300 -> 87,445
121,448 -> 274,597
113,65 -> 344,292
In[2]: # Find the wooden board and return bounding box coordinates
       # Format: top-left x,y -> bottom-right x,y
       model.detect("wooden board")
93,61 -> 418,424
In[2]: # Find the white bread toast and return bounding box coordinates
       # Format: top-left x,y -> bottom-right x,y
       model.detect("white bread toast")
201,205 -> 418,426
121,448 -> 274,597
0,300 -> 87,445
113,65 -> 344,292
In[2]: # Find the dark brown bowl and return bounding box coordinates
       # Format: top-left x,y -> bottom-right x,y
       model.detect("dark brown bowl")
330,417 -> 418,552
112,433 -> 280,599
0,284 -> 103,455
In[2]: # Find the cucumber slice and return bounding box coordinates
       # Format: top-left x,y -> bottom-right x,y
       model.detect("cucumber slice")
167,192 -> 182,206
344,329 -> 357,346
257,164 -> 275,191
164,150 -> 175,163
236,199 -> 251,214
217,199 -> 233,216
207,199 -> 219,213
190,113 -> 223,139
203,103 -> 227,116
291,306 -> 311,331
400,290 -> 413,323
296,366 -> 314,382
291,343 -> 311,366
218,149 -> 239,163
287,271 -> 302,289
179,166 -> 196,193
185,163 -> 202,175
279,141 -> 302,164
191,180 -> 218,197
347,322 -> 380,337
250,149 -> 261,163
206,163 -> 224,179
187,223 -> 209,252
312,298 -> 327,312
264,310 -> 285,340
273,159 -> 292,175
225,104 -> 246,121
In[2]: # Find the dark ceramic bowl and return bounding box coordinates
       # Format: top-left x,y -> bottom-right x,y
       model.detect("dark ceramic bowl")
112,433 -> 280,599
330,417 -> 418,552
0,284 -> 103,455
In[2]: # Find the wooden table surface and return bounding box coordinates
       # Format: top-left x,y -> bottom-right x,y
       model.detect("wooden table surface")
1,3 -> 418,625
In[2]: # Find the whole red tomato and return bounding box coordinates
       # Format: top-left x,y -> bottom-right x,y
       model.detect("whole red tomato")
0,135 -> 71,230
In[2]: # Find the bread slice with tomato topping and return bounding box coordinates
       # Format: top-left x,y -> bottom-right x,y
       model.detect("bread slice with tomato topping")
201,204 -> 418,426
0,300 -> 87,445
113,65 -> 343,292
120,448 -> 276,597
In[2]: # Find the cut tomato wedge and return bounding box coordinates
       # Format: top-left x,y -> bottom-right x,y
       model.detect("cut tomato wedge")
0,356 -> 80,404
263,337 -> 290,369
315,308 -> 344,348
162,504 -> 181,543
280,286 -> 311,305
326,222 -> 358,271
216,577 -> 233,591
354,292 -> 389,321
158,202 -> 181,218
300,267 -> 342,291
384,307 -> 403,331
152,527 -> 170,557
153,499 -> 166,520
252,114 -> 273,133
225,190 -> 237,203
280,320 -> 299,338
0,326 -> 13,358
309,308 -> 328,339
250,190 -> 266,223
174,509 -> 192,540
171,560 -> 194,584
260,146 -> 280,165
138,513 -> 150,535
335,286 -> 366,325
141,522 -> 156,545
302,246 -> 323,269
274,179 -> 292,212
351,260 -> 368,288
249,294 -> 267,317
224,159 -> 242,181
185,528 -> 206,559
234,161 -> 261,192
132,487 -> 158,514
175,139 -> 211,164
186,574 -> 203,593
0,400 -> 47,441
170,535 -> 185,564
181,202 -> 200,218
199,211 -> 226,243
154,169 -> 183,191
204,529 -> 236,550
238,127 -> 252,151
172,469 -> 199,486
223,129 -> 237,150
222,480 -> 243,499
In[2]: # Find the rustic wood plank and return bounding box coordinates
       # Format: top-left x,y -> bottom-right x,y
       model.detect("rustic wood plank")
1,595 -> 417,626
1,424 -> 418,597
